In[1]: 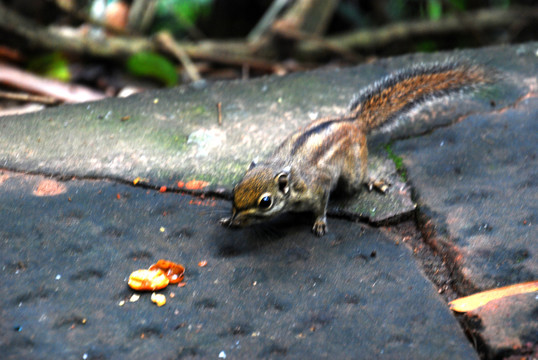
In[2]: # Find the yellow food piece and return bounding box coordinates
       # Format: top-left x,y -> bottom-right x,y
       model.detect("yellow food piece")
128,269 -> 169,291
151,292 -> 166,307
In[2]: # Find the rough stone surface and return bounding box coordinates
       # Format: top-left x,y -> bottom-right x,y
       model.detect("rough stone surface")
392,45 -> 538,358
0,172 -> 476,359
464,291 -> 538,359
394,97 -> 537,291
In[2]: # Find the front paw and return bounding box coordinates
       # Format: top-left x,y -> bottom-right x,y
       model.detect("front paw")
367,178 -> 390,193
312,217 -> 327,237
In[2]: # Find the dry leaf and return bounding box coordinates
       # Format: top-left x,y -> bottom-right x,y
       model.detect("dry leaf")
449,281 -> 538,312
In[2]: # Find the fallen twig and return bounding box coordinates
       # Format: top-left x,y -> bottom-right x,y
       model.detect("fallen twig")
0,90 -> 58,104
272,20 -> 361,62
217,102 -> 222,126
0,62 -> 107,103
247,0 -> 289,43
0,103 -> 45,117
156,32 -> 201,82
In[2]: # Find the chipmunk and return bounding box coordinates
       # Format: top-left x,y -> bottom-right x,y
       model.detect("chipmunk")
220,62 -> 491,236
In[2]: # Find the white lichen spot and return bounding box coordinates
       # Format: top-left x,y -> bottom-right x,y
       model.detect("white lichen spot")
187,128 -> 226,157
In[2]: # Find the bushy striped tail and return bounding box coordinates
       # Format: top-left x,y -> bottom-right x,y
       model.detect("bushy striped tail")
349,62 -> 491,133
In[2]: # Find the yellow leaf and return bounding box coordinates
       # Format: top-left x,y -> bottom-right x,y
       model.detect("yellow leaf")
449,281 -> 538,313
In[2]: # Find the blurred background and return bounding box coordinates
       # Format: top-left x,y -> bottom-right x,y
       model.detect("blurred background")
0,0 -> 536,114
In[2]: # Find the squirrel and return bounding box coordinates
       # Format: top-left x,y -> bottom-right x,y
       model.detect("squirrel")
220,61 -> 491,236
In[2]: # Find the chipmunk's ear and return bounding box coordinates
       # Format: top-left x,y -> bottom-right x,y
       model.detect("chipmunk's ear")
275,167 -> 290,195
248,158 -> 258,170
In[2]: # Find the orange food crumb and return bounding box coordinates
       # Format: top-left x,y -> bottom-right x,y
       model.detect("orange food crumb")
198,260 -> 207,267
188,198 -> 217,207
185,180 -> 210,190
159,186 -> 167,193
177,181 -> 185,188
149,259 -> 185,284
128,269 -> 169,291
178,282 -> 187,287
116,193 -> 121,200
133,177 -> 140,185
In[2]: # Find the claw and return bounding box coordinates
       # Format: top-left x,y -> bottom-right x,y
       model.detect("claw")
367,178 -> 390,193
312,217 -> 327,236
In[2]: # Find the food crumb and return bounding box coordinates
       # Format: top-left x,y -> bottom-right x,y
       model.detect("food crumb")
129,294 -> 140,302
151,292 -> 166,307
118,300 -> 125,306
128,269 -> 169,291
198,260 -> 207,267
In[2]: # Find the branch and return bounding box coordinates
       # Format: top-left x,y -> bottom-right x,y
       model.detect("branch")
0,3 -> 153,57
297,6 -> 538,58
0,2 -> 277,69
0,3 -> 536,66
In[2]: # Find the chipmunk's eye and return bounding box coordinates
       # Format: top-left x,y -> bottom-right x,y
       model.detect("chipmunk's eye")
258,193 -> 272,209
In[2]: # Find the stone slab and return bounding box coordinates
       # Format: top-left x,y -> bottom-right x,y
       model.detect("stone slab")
465,291 -> 538,359
392,43 -> 538,358
394,96 -> 537,290
0,44 -> 525,223
0,171 -> 477,359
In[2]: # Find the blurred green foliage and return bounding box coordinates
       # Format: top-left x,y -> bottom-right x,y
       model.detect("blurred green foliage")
447,0 -> 466,11
28,52 -> 71,82
126,51 -> 178,86
427,0 -> 443,20
415,40 -> 438,53
152,0 -> 213,35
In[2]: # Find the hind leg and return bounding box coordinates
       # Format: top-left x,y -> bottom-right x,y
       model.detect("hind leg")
340,131 -> 368,193
342,131 -> 389,193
